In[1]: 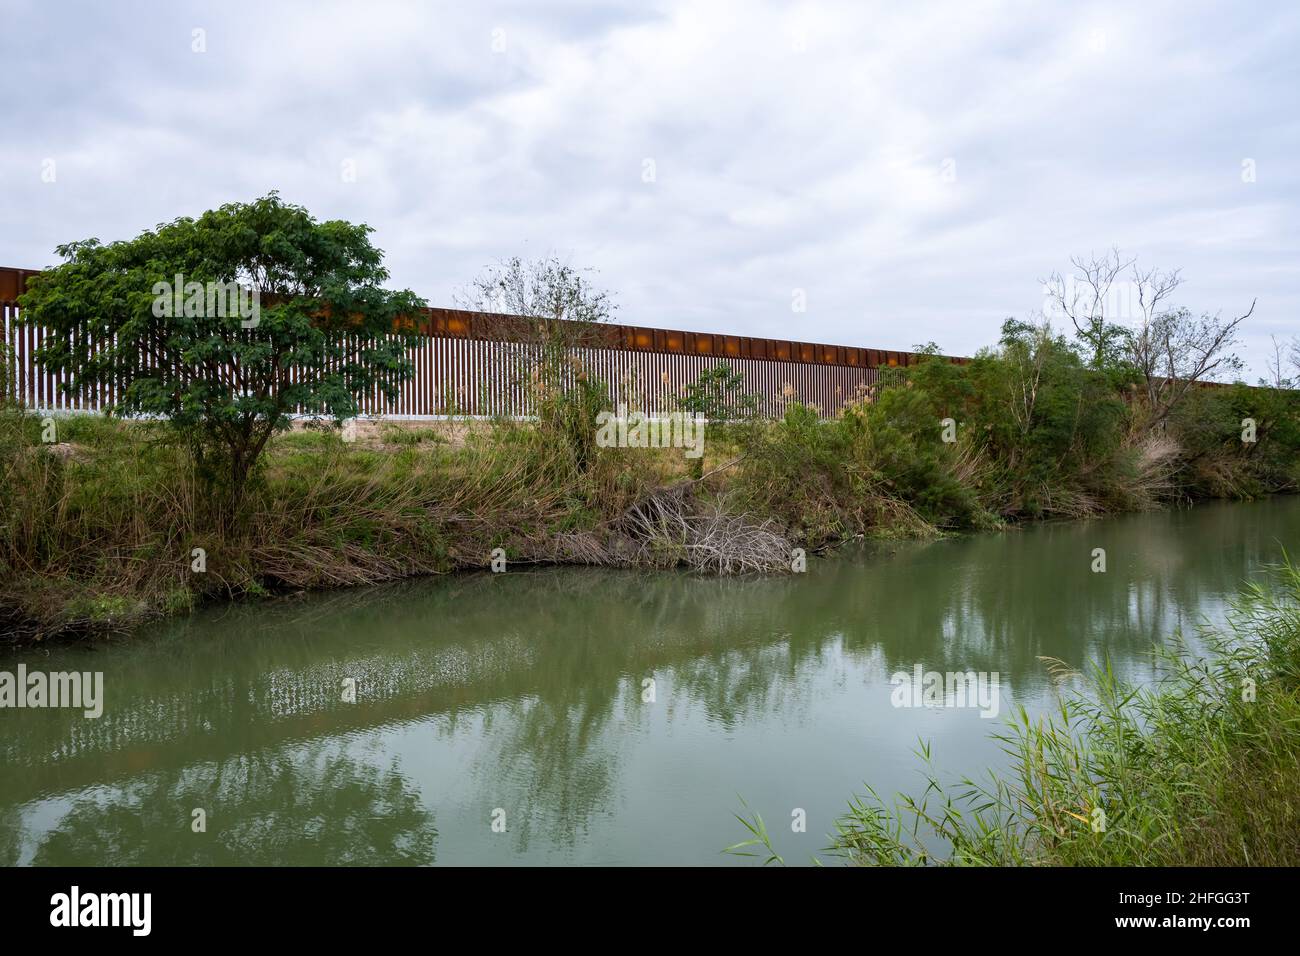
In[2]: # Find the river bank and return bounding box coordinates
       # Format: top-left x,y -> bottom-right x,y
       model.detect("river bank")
2,374 -> 1297,642
5,315 -> 1299,643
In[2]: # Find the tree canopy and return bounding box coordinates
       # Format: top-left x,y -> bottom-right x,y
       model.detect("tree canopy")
18,193 -> 426,516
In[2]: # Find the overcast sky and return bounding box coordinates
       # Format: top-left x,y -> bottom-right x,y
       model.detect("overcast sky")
1,0 -> 1296,377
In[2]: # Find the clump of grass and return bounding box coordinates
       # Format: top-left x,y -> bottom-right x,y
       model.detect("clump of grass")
378,424 -> 447,446
829,561 -> 1300,866
723,798 -> 786,866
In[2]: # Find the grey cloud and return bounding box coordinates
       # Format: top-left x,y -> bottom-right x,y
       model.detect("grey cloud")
0,0 -> 1295,376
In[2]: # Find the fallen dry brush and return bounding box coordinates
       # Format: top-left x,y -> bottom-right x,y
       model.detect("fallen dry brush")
615,483 -> 792,574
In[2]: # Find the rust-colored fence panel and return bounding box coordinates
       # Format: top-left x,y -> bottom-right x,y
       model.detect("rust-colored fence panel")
1,265 -> 956,419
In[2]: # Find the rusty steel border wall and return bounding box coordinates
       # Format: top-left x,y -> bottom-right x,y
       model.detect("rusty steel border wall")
0,266 -> 964,419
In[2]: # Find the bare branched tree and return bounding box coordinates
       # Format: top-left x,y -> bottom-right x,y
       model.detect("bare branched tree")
1262,335 -> 1293,390
1049,248 -> 1255,427
1132,263 -> 1184,329
455,254 -> 616,345
455,255 -> 618,466
454,254 -> 618,409
1042,247 -> 1134,366
1128,262 -> 1184,400
1133,301 -> 1253,428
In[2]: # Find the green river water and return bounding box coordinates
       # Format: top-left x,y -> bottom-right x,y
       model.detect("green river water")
2,497 -> 1297,865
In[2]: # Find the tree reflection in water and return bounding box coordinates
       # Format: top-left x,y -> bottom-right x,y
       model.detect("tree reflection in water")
20,746 -> 436,866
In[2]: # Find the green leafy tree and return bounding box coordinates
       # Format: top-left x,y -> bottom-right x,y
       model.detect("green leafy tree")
677,363 -> 759,477
677,363 -> 759,423
840,387 -> 982,525
906,345 -> 975,420
960,320 -> 1126,515
17,194 -> 426,523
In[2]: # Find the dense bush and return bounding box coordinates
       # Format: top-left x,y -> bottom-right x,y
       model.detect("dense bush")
731,316 -> 1298,540
910,321 -> 1129,517
733,390 -> 986,545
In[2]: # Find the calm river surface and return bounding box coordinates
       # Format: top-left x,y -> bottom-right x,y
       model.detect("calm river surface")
3,497 -> 1298,865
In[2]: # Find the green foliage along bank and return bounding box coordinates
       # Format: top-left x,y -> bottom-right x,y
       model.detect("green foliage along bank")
3,328 -> 1296,641
3,204 -> 1298,639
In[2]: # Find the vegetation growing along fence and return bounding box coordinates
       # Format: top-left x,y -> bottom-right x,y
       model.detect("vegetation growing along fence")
1,264 -> 950,423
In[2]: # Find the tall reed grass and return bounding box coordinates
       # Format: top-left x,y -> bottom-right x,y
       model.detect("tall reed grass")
829,562 -> 1300,866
